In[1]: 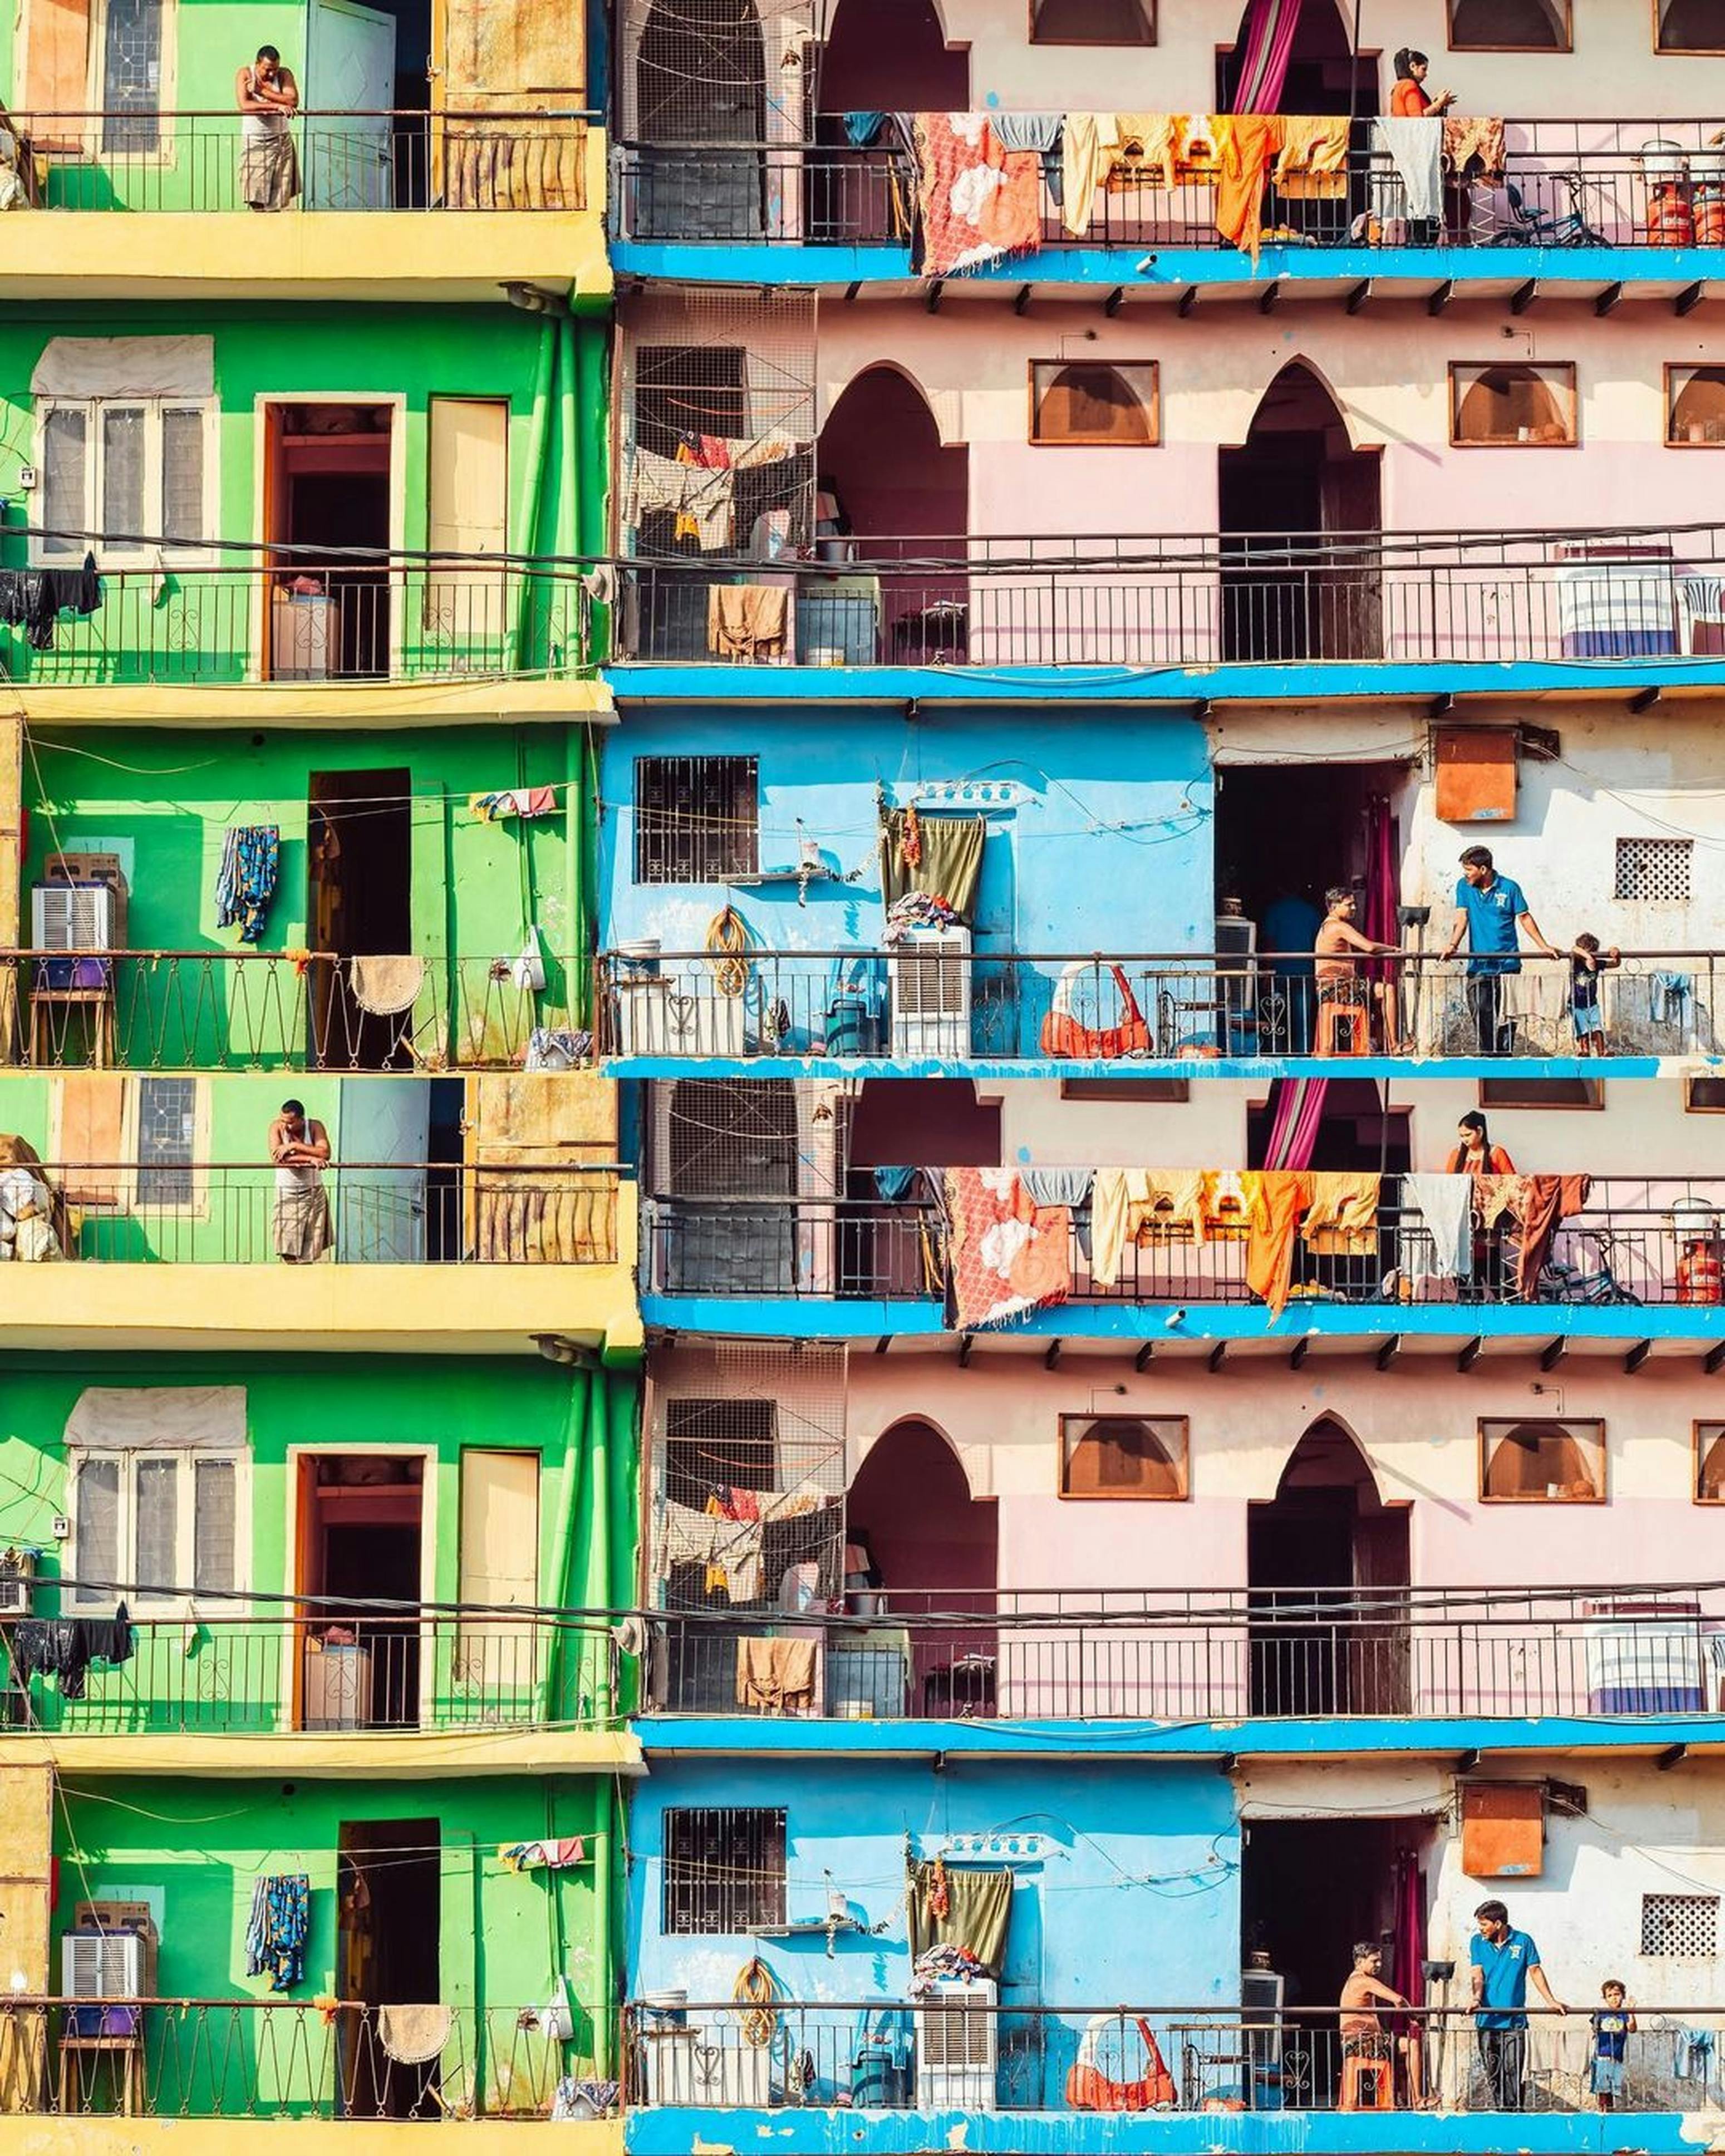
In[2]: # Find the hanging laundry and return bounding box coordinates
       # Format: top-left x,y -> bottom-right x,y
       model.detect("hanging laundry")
990,111 -> 1064,205
469,787 -> 558,823
7,1602 -> 132,1700
911,113 -> 1042,278
215,824 -> 281,943
1301,1172 -> 1381,1256
1513,1173 -> 1591,1301
1373,116 -> 1443,223
245,1872 -> 311,1992
377,2005 -> 454,2064
1274,116 -> 1350,198
626,449 -> 735,552
498,1836 -> 587,1873
1090,1170 -> 1207,1288
1061,112 -> 1120,236
1239,1169 -> 1313,1321
943,1168 -> 1070,1330
1443,115 -> 1506,184
900,801 -> 923,869
1113,114 -> 1181,192
1212,113 -> 1284,263
706,583 -> 790,659
735,1635 -> 818,1714
841,112 -> 887,148
1400,1173 -> 1475,1286
0,553 -> 101,652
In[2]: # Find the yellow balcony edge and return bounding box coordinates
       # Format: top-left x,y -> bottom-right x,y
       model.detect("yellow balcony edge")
0,1729 -> 643,1778
0,2120 -> 626,2152
9,679 -> 615,727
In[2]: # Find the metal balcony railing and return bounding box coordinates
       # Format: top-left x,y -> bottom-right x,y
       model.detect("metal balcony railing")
643,1584 -> 1725,1724
613,117 -> 1725,250
0,1606 -> 620,1736
1,950 -> 588,1072
598,949 -> 1724,1062
0,564 -> 592,685
616,523 -> 1725,670
623,2000 -> 1719,2116
2,108 -> 594,213
0,1997 -> 615,2115
16,1160 -> 621,1265
641,1178 -> 1725,1310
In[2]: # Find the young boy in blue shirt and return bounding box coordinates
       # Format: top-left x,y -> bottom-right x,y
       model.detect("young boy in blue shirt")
1590,1980 -> 1635,2110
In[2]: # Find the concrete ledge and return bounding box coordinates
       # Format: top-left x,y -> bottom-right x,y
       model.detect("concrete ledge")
0,2121 -> 624,2153
0,1727 -> 642,1777
9,678 -> 613,728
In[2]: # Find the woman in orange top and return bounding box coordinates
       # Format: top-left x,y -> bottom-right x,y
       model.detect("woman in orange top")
1390,47 -> 1454,117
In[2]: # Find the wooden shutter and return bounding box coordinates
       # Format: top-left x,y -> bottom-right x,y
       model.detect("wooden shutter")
1461,1783 -> 1545,1878
53,1072 -> 125,1205
1435,726 -> 1517,823
433,0 -> 584,206
22,0 -> 91,151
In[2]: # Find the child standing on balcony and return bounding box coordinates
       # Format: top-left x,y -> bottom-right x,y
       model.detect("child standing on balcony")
1589,1981 -> 1635,2110
1569,934 -> 1621,1056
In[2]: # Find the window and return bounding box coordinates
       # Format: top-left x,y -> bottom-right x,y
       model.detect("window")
635,756 -> 759,883
1479,1418 -> 1605,1503
38,397 -> 211,563
71,1447 -> 244,1606
1451,363 -> 1577,447
1615,836 -> 1692,903
1060,1414 -> 1188,1499
50,1075 -> 207,1211
1448,0 -> 1570,48
99,0 -> 167,151
663,1806 -> 786,1933
1687,1076 -> 1725,1113
1030,0 -> 1153,43
134,1076 -> 197,1205
1061,1079 -> 1190,1102
1658,0 -> 1725,51
1030,361 -> 1159,446
1695,1423 -> 1725,1502
1667,365 -> 1725,443
1642,1893 -> 1718,1956
1478,1078 -> 1604,1110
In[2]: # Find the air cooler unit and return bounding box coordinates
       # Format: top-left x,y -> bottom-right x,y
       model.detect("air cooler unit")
914,1977 -> 996,2111
888,926 -> 971,1060
62,1928 -> 146,2039
32,883 -> 117,991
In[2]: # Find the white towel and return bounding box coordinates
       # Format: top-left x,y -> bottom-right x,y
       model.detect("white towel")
1402,1173 -> 1475,1283
1374,117 -> 1442,220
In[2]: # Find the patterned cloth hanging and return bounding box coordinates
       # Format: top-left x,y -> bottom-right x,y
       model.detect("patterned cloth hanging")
245,1872 -> 311,1991
215,825 -> 281,944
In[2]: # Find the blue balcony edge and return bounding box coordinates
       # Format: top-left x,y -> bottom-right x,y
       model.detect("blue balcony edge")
638,1296 -> 1725,1346
631,1711 -> 1725,1761
622,2103 -> 1699,2154
603,657 -> 1725,704
608,237 -> 1725,293
610,1052 -> 1679,1081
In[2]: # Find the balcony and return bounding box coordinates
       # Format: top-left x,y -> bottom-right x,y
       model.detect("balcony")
599,951 -> 1723,1074
612,117 -> 1725,289
0,109 -> 610,302
2,1161 -> 641,1355
2,951 -> 588,1073
611,523 -> 1725,692
641,1584 -> 1725,1732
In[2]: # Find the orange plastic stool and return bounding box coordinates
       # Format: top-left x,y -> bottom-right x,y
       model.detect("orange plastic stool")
1316,996 -> 1372,1056
1340,2052 -> 1395,2111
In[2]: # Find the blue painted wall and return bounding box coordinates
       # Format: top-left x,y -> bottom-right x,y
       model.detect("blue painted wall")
625,1754 -> 1240,2109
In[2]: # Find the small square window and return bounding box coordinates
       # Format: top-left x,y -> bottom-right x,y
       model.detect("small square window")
1030,0 -> 1153,43
1695,1422 -> 1725,1502
1479,1417 -> 1605,1503
1641,1892 -> 1718,1956
1451,363 -> 1577,446
1615,836 -> 1692,903
1447,0 -> 1570,48
635,756 -> 759,884
1667,365 -> 1725,443
1657,0 -> 1725,52
1030,362 -> 1159,447
1686,1076 -> 1725,1113
1478,1079 -> 1604,1110
1060,1079 -> 1190,1102
1059,1414 -> 1189,1499
663,1806 -> 786,1933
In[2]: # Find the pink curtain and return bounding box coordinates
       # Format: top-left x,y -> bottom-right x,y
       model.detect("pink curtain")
1364,794 -> 1397,982
1393,1848 -> 1427,2010
1231,0 -> 1305,114
1263,1076 -> 1328,1169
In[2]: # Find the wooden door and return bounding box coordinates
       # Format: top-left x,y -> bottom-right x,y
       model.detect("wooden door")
430,0 -> 584,206
0,1765 -> 51,2110
1353,1506 -> 1411,1715
463,1073 -> 616,1263
1319,449 -> 1383,660
427,397 -> 509,654
456,1449 -> 540,1701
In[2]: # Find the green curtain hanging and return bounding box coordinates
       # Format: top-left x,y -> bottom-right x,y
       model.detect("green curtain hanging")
907,1861 -> 1013,1976
879,811 -> 986,923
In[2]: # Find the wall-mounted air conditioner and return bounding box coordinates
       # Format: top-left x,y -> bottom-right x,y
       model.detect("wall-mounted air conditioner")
62,1929 -> 144,2001
888,926 -> 971,1060
913,1976 -> 996,2111
32,883 -> 118,992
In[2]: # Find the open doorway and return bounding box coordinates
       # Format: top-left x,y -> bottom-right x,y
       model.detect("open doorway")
1247,1077 -> 1410,1171
297,1452 -> 427,1729
1247,1419 -> 1408,1716
1220,365 -> 1380,661
307,767 -> 413,1070
1241,1818 -> 1434,2106
808,0 -> 969,240
337,1818 -> 443,2116
264,402 -> 394,680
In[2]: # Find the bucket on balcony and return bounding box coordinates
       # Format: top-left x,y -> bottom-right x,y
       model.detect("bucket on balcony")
1640,139 -> 1688,182
640,1989 -> 687,2029
616,937 -> 661,978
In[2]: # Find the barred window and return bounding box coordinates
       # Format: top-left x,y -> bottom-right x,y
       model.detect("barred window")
135,1076 -> 197,1205
1642,1893 -> 1718,1956
1615,836 -> 1692,903
635,756 -> 759,883
663,1806 -> 786,1934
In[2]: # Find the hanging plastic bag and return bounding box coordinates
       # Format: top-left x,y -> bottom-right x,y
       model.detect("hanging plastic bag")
512,924 -> 547,993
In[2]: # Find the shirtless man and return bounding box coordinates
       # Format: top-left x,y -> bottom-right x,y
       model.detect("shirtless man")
1315,885 -> 1407,1052
1340,1941 -> 1425,2106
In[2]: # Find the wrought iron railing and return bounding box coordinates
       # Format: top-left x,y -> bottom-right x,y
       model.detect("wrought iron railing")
598,948 -> 1724,1062
642,1584 -> 1725,1724
15,1160 -> 621,1265
2,950 -> 588,1072
2,107 -> 595,213
641,1178 -> 1725,1310
613,118 -> 1725,251
623,1999 -> 1718,2115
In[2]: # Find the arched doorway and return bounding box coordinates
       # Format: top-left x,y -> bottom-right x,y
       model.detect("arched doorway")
848,1417 -> 998,1711
1247,1416 -> 1408,1716
818,366 -> 969,660
633,0 -> 766,238
1215,0 -> 1378,114
1219,361 -> 1381,662
805,0 -> 967,242
662,1077 -> 797,1291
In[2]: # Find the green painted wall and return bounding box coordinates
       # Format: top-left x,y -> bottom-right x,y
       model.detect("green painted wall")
21,722 -> 599,1059
0,303 -> 605,683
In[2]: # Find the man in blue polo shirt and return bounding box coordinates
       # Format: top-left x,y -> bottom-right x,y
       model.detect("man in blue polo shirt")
1471,1897 -> 1567,2109
1440,845 -> 1560,1055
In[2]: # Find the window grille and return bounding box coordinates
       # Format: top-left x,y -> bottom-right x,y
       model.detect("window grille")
101,0 -> 165,151
664,1806 -> 787,1933
1641,1893 -> 1718,1957
635,756 -> 758,883
1615,837 -> 1692,904
135,1076 -> 197,1204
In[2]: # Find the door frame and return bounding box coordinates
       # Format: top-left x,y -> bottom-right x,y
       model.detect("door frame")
252,393 -> 409,682
285,1441 -> 439,1730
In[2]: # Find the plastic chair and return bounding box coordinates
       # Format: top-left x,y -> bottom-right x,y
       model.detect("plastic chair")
1340,2051 -> 1395,2111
